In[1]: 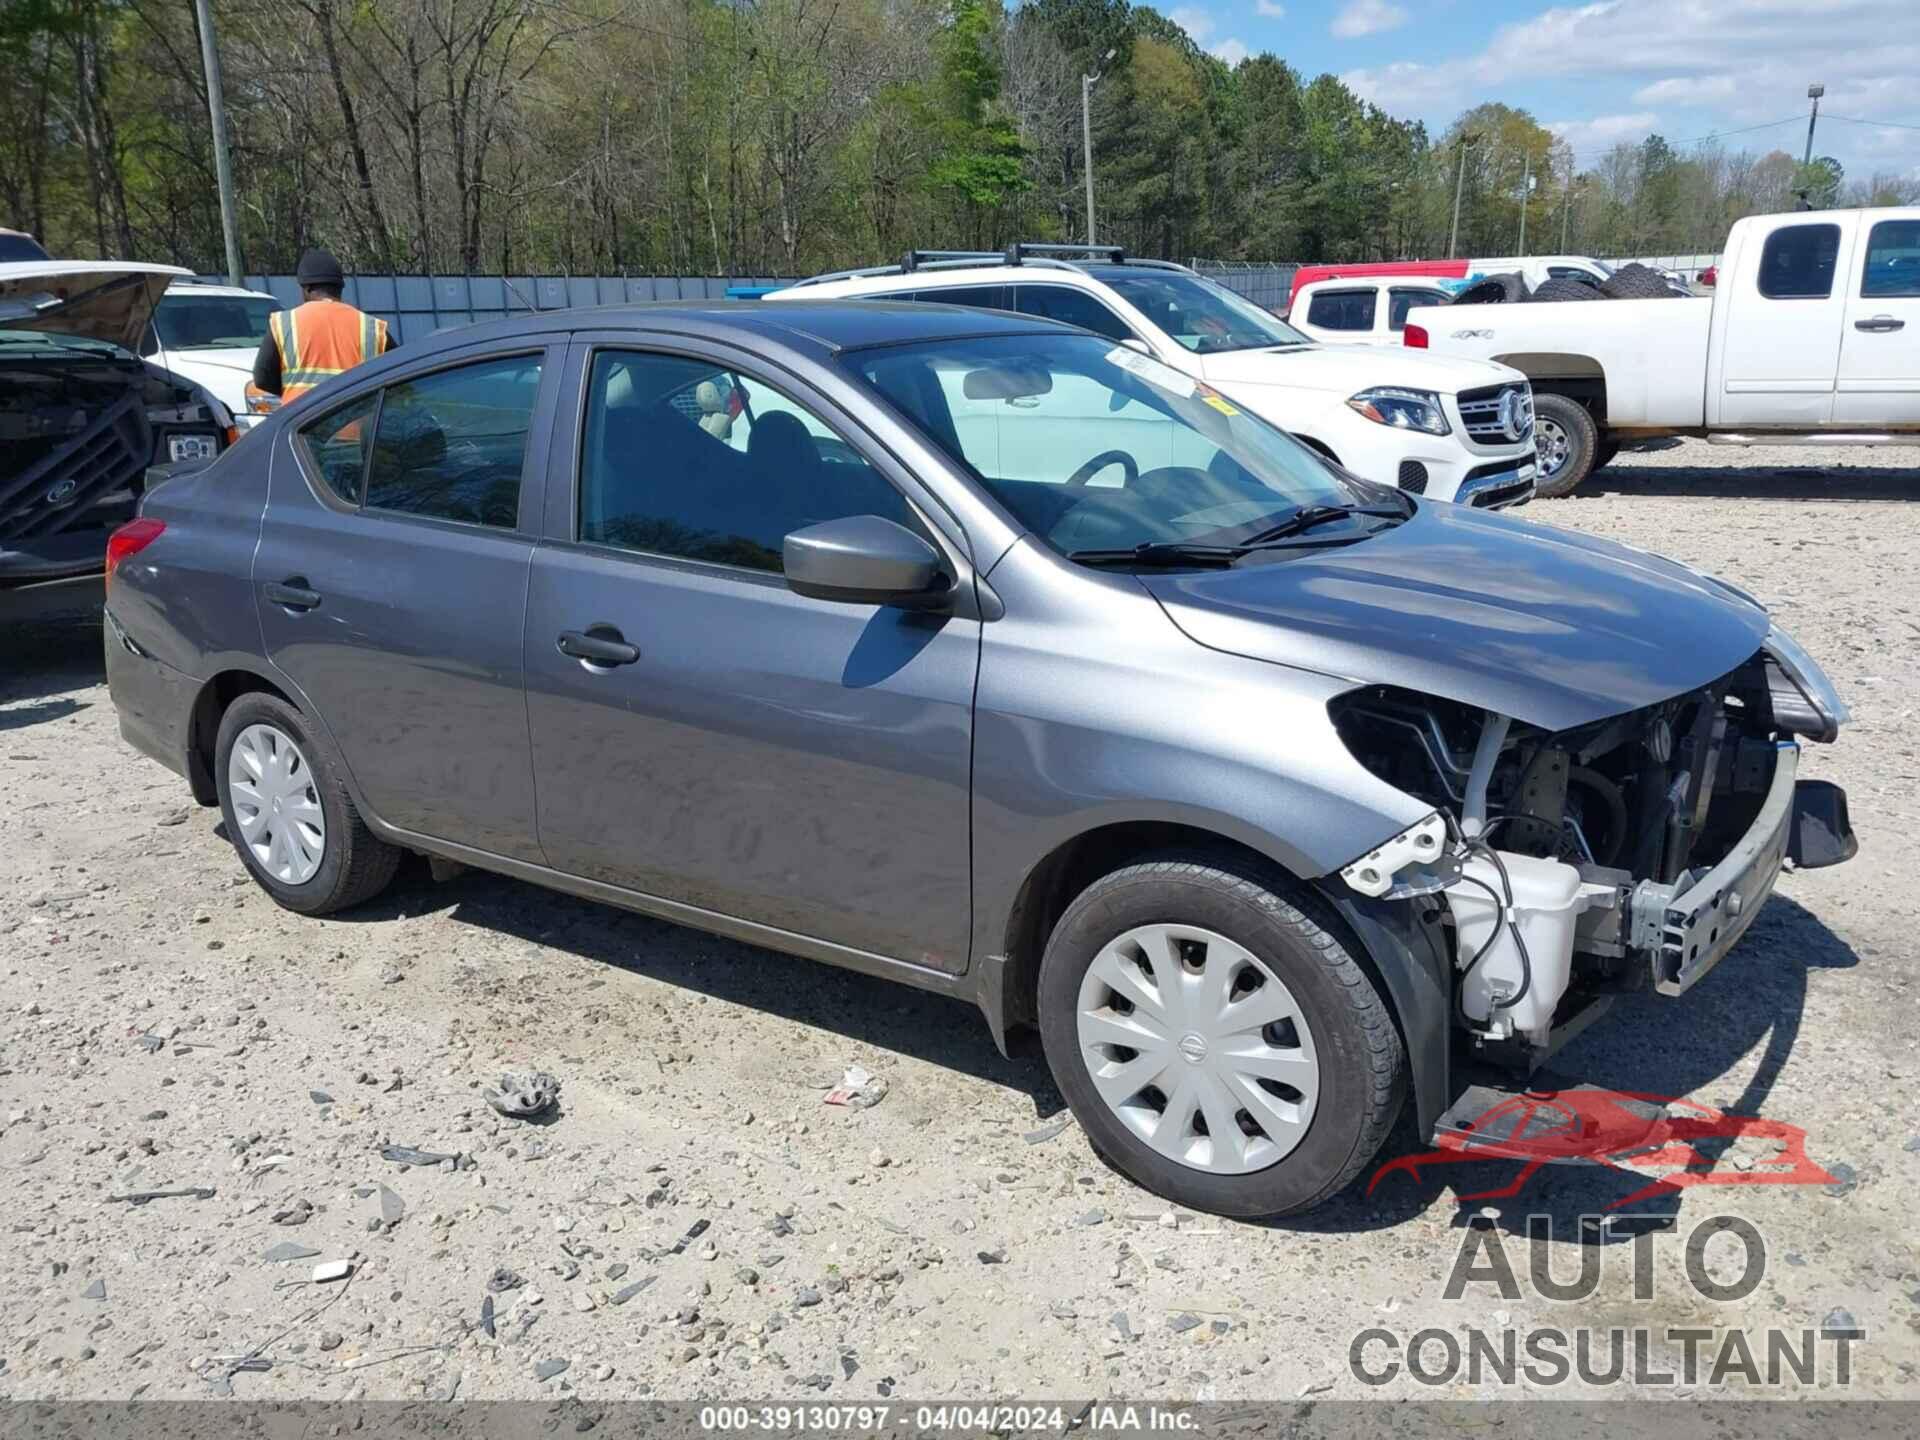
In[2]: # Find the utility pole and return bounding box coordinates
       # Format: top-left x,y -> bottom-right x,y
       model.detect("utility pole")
194,0 -> 243,285
1448,134 -> 1477,259
1562,171 -> 1573,252
1517,153 -> 1532,256
1081,48 -> 1117,244
1802,82 -> 1825,167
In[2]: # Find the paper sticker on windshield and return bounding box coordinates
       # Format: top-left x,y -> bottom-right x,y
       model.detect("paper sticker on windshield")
1104,345 -> 1197,398
1198,388 -> 1239,417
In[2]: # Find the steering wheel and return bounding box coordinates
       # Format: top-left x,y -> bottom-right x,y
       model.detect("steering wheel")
1066,449 -> 1139,488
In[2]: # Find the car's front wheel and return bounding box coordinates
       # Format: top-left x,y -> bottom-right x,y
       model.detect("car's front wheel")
214,692 -> 399,916
1037,852 -> 1404,1218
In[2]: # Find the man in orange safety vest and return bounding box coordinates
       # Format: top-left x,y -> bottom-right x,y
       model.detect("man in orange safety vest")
249,248 -> 392,411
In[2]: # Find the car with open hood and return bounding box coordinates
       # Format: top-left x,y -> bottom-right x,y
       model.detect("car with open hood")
2,259 -> 235,589
103,300 -> 1855,1217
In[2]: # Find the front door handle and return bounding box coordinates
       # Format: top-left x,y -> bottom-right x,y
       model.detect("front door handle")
557,626 -> 640,667
264,578 -> 322,611
1854,315 -> 1906,332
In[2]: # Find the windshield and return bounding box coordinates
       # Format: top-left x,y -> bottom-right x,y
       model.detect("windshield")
1102,272 -> 1310,354
153,292 -> 278,350
849,332 -> 1376,558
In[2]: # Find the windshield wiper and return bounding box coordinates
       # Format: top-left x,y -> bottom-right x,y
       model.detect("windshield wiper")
1068,541 -> 1245,568
1242,503 -> 1406,545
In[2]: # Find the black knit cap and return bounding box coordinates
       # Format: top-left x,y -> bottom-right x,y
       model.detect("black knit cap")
295,248 -> 345,287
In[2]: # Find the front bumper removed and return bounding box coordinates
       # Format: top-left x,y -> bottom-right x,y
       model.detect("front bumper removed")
1627,745 -> 1855,996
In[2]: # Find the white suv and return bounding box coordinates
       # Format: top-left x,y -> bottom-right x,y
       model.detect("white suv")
1289,277 -> 1457,345
770,246 -> 1537,508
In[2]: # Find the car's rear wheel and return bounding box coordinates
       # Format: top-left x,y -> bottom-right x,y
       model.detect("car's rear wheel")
214,692 -> 399,915
1531,392 -> 1599,497
1037,851 -> 1404,1217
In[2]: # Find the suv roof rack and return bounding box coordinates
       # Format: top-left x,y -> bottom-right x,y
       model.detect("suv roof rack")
785,244 -> 1199,289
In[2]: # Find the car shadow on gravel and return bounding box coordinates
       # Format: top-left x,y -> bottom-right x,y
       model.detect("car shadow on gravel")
0,611 -> 105,720
349,862 -> 1068,1116
1578,462 -> 1920,502
1272,894 -> 1859,1241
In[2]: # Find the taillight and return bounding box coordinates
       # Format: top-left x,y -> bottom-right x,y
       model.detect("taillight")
105,518 -> 165,589
1404,323 -> 1429,349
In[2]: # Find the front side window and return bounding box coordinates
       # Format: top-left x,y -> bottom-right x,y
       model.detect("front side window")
1757,224 -> 1841,299
363,354 -> 541,527
1102,272 -> 1310,353
152,293 -> 280,351
579,349 -> 917,573
1862,219 -> 1920,299
295,390 -> 380,506
1388,288 -> 1450,330
850,333 -> 1367,558
1014,285 -> 1135,343
1306,289 -> 1377,331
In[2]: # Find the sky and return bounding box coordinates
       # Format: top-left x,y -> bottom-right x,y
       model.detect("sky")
1160,0 -> 1920,183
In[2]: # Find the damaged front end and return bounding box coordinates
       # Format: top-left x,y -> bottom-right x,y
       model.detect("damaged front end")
1329,632 -> 1854,1078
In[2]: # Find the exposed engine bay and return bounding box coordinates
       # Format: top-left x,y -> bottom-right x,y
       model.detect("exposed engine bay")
1331,641 -> 1854,1064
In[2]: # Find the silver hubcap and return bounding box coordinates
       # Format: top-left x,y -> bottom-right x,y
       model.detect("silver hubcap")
1536,416 -> 1571,477
1075,923 -> 1319,1175
228,724 -> 326,885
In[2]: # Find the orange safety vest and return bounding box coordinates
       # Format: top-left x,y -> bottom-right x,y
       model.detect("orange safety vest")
268,297 -> 391,403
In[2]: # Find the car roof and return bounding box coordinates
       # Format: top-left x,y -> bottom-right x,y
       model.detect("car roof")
395,297 -> 1071,362
162,280 -> 276,300
774,265 -> 1109,298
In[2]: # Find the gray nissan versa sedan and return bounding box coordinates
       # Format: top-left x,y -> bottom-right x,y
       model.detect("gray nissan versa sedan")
104,300 -> 1857,1216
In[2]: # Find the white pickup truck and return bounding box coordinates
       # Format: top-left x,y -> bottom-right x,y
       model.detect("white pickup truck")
1406,207 -> 1920,495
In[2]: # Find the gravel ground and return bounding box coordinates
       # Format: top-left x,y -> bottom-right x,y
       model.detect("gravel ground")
3,439 -> 1918,1404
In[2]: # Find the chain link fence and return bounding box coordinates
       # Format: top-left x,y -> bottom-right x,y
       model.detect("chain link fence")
1189,260 -> 1300,311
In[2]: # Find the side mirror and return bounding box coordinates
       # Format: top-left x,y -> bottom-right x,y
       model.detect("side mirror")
783,515 -> 950,609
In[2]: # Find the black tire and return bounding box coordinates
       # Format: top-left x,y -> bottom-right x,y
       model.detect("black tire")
1599,262 -> 1681,300
214,692 -> 400,916
1037,850 -> 1405,1218
1450,272 -> 1529,306
1531,391 -> 1599,498
1527,276 -> 1604,303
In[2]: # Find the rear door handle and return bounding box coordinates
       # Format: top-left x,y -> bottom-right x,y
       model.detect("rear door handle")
557,627 -> 640,667
1854,315 -> 1905,332
264,579 -> 322,611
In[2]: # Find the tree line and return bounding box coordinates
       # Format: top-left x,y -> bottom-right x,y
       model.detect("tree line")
4,0 -> 1916,279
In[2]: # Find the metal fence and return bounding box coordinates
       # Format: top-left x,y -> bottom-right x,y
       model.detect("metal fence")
202,273 -> 790,344
1190,261 -> 1299,310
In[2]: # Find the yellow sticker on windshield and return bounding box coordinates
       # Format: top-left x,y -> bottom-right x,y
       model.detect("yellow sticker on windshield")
1200,390 -> 1239,416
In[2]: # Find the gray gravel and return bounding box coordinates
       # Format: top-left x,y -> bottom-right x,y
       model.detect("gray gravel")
2,440 -> 1917,1400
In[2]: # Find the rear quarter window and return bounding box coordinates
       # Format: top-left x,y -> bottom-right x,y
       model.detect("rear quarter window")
1757,224 -> 1841,299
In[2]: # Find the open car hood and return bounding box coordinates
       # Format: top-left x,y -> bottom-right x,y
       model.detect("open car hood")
0,260 -> 192,350
1142,501 -> 1771,733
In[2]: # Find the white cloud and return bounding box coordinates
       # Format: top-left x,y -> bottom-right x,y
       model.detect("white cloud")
1632,74 -> 1738,106
1333,0 -> 1410,38
1213,38 -> 1251,65
1338,0 -> 1919,174
1256,0 -> 1287,16
1170,6 -> 1217,44
1546,112 -> 1660,152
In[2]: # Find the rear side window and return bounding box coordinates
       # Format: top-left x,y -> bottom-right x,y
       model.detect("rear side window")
1306,289 -> 1377,331
1757,224 -> 1841,299
296,391 -> 380,506
1862,219 -> 1920,298
1388,288 -> 1449,330
915,284 -> 1010,310
1014,285 -> 1135,342
363,354 -> 542,528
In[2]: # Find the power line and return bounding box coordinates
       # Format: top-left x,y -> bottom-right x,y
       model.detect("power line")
1821,113 -> 1920,133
